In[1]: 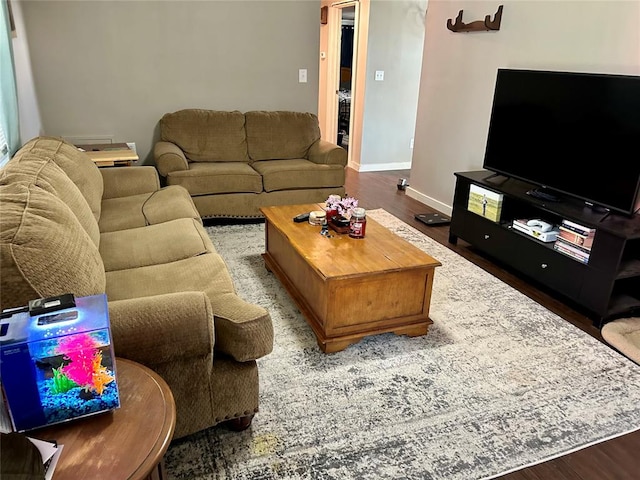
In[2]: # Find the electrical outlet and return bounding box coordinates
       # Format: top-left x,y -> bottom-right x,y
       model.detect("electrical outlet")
299,69 -> 308,83
126,142 -> 137,154
375,70 -> 384,81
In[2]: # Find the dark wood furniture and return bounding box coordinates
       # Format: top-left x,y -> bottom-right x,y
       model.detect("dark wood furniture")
261,203 -> 441,353
448,170 -> 640,326
342,167 -> 640,479
32,358 -> 176,480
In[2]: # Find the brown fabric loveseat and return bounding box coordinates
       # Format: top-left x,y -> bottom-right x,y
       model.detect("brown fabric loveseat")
0,136 -> 274,439
154,109 -> 347,218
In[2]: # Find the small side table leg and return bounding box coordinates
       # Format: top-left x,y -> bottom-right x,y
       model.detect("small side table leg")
147,459 -> 167,480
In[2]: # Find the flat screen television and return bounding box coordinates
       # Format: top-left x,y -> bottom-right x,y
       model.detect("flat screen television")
482,68 -> 640,216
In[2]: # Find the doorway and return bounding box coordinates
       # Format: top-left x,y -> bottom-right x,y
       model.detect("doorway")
337,6 -> 355,151
318,0 -> 369,171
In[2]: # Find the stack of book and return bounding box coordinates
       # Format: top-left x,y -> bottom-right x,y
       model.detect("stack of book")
553,219 -> 596,264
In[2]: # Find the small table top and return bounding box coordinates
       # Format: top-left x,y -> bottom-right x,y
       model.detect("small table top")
32,358 -> 176,480
76,143 -> 139,167
261,203 -> 441,279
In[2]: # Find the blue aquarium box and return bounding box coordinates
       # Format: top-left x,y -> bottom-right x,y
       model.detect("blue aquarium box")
0,294 -> 120,432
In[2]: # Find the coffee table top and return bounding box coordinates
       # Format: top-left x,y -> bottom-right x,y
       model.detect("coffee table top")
261,203 -> 441,278
32,357 -> 176,480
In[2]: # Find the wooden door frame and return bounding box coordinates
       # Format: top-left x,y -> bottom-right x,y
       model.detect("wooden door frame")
318,0 -> 369,171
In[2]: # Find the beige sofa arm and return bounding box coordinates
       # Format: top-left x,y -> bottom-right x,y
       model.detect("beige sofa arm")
154,141 -> 189,177
307,139 -> 348,166
212,293 -> 274,362
100,166 -> 160,199
108,291 -> 214,366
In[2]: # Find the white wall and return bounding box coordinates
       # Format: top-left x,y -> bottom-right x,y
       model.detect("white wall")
359,0 -> 427,172
409,0 -> 640,215
11,0 -> 42,141
20,0 -> 320,163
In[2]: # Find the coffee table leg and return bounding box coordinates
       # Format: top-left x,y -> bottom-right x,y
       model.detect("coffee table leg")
320,337 -> 362,353
394,323 -> 430,337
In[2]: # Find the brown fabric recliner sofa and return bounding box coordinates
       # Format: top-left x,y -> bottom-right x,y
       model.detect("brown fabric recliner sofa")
154,109 -> 347,218
0,136 -> 273,439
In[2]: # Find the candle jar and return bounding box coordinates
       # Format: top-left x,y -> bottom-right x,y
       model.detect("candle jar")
349,208 -> 367,238
325,208 -> 338,222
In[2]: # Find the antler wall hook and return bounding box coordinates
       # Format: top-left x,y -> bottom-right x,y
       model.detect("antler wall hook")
447,5 -> 503,32
446,10 -> 464,31
484,5 -> 503,30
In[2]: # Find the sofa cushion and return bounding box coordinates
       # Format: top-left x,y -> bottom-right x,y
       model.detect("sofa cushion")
0,154 -> 101,247
167,162 -> 262,195
245,111 -> 321,161
160,109 -> 250,162
16,136 -> 104,222
105,254 -> 273,361
252,159 -> 346,193
100,218 -> 215,271
99,185 -> 201,233
0,183 -> 106,311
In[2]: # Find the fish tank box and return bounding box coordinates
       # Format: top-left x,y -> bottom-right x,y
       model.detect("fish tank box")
0,294 -> 120,432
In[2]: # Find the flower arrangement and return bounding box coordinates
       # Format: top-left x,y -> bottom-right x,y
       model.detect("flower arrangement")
325,194 -> 358,219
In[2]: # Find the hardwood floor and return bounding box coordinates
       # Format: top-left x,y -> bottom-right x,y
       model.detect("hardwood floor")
345,167 -> 640,479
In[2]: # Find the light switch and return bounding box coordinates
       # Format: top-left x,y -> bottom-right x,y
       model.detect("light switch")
375,70 -> 384,81
299,69 -> 308,83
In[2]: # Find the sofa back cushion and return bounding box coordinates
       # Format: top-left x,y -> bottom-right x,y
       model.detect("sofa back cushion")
245,111 -> 321,161
16,136 -> 104,222
160,109 -> 250,162
0,154 -> 101,247
0,183 -> 106,311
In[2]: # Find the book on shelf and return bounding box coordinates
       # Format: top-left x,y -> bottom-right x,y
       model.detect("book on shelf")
553,243 -> 590,264
553,238 -> 590,264
561,219 -> 596,237
555,237 -> 592,256
467,184 -> 503,222
558,225 -> 594,250
511,218 -> 559,242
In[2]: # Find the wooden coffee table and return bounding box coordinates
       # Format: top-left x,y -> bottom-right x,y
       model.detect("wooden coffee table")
261,203 -> 441,353
32,358 -> 176,480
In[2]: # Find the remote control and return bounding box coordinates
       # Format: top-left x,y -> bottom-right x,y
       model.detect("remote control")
293,212 -> 310,223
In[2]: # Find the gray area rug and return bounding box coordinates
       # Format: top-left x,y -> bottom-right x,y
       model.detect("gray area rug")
165,209 -> 640,479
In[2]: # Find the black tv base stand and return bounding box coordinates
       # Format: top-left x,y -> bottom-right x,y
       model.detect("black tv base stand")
526,188 -> 561,202
449,171 -> 640,327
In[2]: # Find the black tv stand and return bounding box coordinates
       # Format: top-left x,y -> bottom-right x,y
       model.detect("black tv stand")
526,188 -> 561,202
449,171 -> 640,327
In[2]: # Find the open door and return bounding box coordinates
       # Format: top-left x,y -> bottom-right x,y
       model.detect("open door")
336,6 -> 355,151
318,0 -> 369,171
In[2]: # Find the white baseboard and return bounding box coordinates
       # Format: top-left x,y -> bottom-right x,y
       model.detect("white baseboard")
351,161 -> 412,172
406,187 -> 453,216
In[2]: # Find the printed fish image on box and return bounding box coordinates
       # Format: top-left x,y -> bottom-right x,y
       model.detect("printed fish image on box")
467,184 -> 504,222
0,294 -> 120,432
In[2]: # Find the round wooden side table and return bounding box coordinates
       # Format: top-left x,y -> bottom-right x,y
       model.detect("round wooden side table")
32,357 -> 176,480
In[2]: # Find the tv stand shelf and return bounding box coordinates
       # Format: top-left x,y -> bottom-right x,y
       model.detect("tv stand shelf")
449,171 -> 640,327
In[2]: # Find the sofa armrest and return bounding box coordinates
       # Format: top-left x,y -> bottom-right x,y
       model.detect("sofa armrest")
154,141 -> 189,177
211,292 -> 273,362
307,139 -> 348,166
108,291 -> 214,366
100,166 -> 161,199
